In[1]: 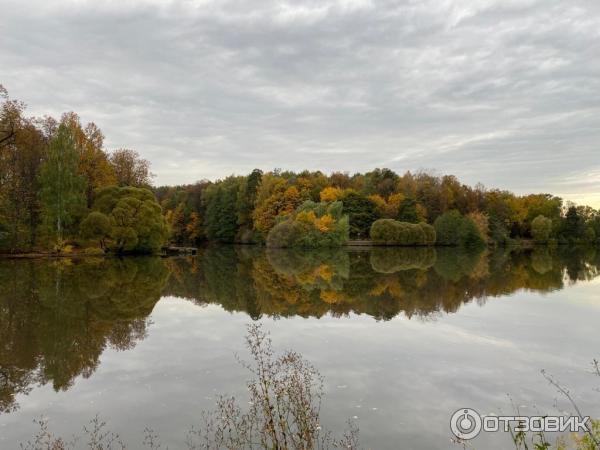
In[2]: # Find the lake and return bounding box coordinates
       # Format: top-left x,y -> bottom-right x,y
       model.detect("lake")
1,246 -> 599,449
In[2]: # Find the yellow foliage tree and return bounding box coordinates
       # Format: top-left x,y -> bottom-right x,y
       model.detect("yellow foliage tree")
368,193 -> 406,218
253,185 -> 302,234
320,187 -> 343,202
315,214 -> 334,232
385,193 -> 405,218
296,210 -> 317,224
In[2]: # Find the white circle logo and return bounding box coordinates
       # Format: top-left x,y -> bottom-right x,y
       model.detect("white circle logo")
450,408 -> 482,440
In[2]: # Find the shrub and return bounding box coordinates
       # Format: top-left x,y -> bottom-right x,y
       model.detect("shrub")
369,219 -> 434,246
418,222 -> 436,245
370,219 -> 398,244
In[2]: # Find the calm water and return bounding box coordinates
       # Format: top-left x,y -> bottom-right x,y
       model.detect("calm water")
1,246 -> 599,449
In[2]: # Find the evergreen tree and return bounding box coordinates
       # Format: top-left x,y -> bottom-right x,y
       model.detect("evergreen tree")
237,169 -> 262,229
397,197 -> 420,223
341,191 -> 380,239
204,177 -> 241,242
562,206 -> 584,241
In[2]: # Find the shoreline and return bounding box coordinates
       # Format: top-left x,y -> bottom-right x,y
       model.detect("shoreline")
1,239 -> 591,259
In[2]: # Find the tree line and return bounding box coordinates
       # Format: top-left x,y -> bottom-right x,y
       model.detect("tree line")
158,166 -> 600,248
2,86 -> 600,253
0,86 -> 166,254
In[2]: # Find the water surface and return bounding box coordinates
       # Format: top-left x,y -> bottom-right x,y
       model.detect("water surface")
1,246 -> 599,448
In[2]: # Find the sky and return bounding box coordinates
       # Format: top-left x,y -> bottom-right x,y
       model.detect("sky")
1,0 -> 599,206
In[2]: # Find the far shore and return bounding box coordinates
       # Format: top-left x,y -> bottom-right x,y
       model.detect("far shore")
1,238 -> 586,259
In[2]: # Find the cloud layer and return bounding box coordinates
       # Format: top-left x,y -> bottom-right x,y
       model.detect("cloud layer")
2,0 -> 599,205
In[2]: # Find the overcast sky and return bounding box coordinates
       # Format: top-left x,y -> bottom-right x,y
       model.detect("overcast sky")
2,0 -> 599,206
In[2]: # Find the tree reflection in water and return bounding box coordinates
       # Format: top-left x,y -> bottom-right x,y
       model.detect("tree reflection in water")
1,246 -> 599,413
0,257 -> 169,413
165,246 -> 600,320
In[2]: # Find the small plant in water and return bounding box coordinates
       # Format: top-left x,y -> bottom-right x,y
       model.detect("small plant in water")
21,324 -> 359,450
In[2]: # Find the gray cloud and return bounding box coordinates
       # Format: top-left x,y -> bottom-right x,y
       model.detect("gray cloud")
1,0 -> 599,205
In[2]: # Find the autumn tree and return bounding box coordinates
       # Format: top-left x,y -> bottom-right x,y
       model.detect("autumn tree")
166,203 -> 187,244
0,84 -> 18,149
363,168 -> 398,198
60,113 -> 116,206
0,91 -> 47,251
253,182 -> 303,235
319,186 -> 343,202
186,212 -> 203,244
109,148 -> 153,187
266,200 -> 349,248
467,211 -> 489,243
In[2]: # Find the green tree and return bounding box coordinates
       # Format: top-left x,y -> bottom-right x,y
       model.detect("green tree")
561,206 -> 585,242
93,186 -> 168,253
434,210 -> 484,247
397,197 -> 420,223
237,169 -> 262,230
341,191 -> 380,239
38,124 -> 86,244
204,177 -> 242,242
80,211 -> 111,249
531,215 -> 553,243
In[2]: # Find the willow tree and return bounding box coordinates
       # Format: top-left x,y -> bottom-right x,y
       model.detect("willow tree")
38,124 -> 86,244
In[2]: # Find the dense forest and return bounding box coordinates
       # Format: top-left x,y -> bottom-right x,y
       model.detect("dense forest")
2,86 -> 600,254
